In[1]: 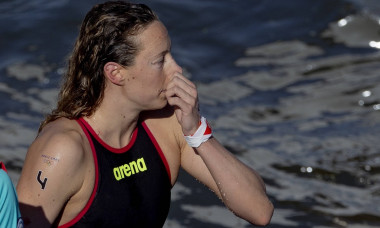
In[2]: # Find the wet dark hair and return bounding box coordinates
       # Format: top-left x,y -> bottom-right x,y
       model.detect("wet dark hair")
39,1 -> 158,131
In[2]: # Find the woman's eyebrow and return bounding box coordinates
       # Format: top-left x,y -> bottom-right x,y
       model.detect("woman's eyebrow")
153,50 -> 170,59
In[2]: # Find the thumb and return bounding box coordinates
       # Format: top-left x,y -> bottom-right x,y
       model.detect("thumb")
174,106 -> 182,123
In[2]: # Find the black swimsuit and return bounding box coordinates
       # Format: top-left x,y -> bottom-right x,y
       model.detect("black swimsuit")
59,118 -> 171,228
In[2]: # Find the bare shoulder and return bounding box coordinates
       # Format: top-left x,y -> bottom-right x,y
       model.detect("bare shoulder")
17,118 -> 88,223
30,118 -> 85,165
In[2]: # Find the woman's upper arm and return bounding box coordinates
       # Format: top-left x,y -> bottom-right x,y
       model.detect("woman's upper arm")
17,129 -> 86,226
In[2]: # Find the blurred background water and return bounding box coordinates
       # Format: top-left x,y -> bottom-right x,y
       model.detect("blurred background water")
1,0 -> 380,227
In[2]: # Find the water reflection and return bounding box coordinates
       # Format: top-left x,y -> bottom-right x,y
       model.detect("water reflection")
1,0 -> 380,227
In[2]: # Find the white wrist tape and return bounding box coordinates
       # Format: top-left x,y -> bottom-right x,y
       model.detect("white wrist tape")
184,116 -> 212,148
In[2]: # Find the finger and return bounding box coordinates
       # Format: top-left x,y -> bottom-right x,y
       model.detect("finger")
165,85 -> 197,107
176,73 -> 196,89
168,72 -> 196,91
166,78 -> 197,102
166,80 -> 196,100
166,96 -> 194,119
167,96 -> 200,135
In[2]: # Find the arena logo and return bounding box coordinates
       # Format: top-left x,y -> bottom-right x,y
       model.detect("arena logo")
113,157 -> 147,181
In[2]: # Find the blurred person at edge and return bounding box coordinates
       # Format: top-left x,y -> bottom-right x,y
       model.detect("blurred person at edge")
0,162 -> 24,227
16,1 -> 273,227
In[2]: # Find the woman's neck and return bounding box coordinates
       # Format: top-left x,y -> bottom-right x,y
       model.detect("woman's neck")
84,103 -> 140,149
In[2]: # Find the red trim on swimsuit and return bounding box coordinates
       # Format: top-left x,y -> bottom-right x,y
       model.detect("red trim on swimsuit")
142,122 -> 171,183
59,119 -> 171,227
78,118 -> 138,154
58,119 -> 100,228
0,162 -> 7,172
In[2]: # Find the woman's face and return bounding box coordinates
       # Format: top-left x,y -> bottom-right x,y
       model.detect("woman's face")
121,20 -> 182,111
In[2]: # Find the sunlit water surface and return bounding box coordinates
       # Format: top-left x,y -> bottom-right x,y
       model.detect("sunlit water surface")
0,0 -> 380,227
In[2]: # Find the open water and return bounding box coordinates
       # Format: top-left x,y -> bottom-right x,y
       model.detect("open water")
1,0 -> 380,227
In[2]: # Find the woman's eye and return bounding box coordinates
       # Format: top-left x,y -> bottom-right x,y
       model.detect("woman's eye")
155,59 -> 165,68
153,58 -> 164,65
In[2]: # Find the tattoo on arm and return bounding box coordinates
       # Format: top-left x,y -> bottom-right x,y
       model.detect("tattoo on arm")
37,155 -> 59,190
41,154 -> 60,166
37,171 -> 48,190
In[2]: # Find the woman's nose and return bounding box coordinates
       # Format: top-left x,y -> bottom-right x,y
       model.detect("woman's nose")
167,54 -> 182,75
172,62 -> 182,75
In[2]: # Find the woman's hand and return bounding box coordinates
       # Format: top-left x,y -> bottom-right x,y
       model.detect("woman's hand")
165,72 -> 200,136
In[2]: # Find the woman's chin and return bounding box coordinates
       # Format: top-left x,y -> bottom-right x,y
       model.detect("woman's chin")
148,99 -> 168,111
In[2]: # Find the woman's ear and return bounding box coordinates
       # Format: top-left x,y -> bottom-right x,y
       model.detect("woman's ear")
104,62 -> 124,86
